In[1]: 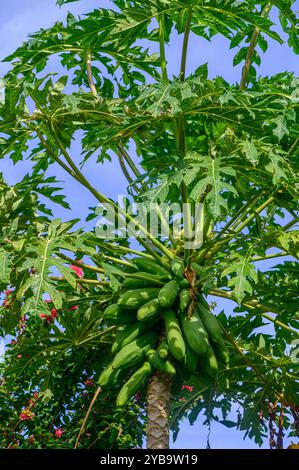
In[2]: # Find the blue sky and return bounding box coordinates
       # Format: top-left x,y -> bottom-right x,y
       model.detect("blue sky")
0,0 -> 298,449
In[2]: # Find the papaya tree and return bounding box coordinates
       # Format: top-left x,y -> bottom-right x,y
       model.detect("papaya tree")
0,0 -> 299,449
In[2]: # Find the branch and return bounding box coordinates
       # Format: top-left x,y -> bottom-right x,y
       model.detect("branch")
36,131 -> 79,181
233,196 -> 275,233
84,49 -> 140,195
158,13 -> 169,81
83,45 -> 177,253
85,49 -> 98,98
117,143 -> 147,189
56,252 -> 105,274
227,194 -> 264,233
209,288 -> 299,337
208,288 -> 279,314
178,7 -> 193,264
117,144 -> 177,247
74,386 -> 101,449
85,240 -> 156,260
240,2 -> 273,90
49,276 -> 108,285
195,194 -> 276,263
179,8 -> 192,82
221,326 -> 268,384
283,217 -> 299,232
48,124 -> 173,259
252,251 -> 288,262
118,151 -> 140,193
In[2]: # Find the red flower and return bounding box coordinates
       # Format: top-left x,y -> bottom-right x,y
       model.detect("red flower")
19,409 -> 35,421
39,312 -> 55,324
70,265 -> 84,278
39,313 -> 50,323
10,340 -> 17,346
181,385 -> 194,392
50,308 -> 58,318
84,378 -> 94,387
179,397 -> 185,402
69,305 -> 79,311
4,289 -> 13,296
33,392 -> 39,399
54,428 -> 63,438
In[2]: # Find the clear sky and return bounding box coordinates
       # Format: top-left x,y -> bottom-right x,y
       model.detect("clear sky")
0,0 -> 298,449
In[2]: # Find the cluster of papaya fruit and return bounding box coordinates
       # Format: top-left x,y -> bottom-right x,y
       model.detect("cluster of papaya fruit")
98,256 -> 230,406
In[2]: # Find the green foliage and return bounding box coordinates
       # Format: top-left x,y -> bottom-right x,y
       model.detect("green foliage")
0,0 -> 298,449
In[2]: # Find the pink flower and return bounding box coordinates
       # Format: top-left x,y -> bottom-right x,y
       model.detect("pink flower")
69,305 -> 79,311
54,428 -> 63,438
17,354 -> 22,359
10,340 -> 17,346
44,299 -> 52,304
179,397 -> 185,402
70,265 -> 84,278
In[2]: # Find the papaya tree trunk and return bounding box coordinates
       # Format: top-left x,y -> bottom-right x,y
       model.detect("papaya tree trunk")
146,371 -> 172,449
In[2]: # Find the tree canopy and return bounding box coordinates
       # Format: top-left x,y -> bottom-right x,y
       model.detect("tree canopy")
0,0 -> 298,449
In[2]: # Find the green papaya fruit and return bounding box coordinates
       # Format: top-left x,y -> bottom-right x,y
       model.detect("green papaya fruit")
118,288 -> 160,310
98,363 -> 125,388
179,309 -> 209,356
211,336 -> 230,367
158,280 -> 180,308
116,361 -> 153,407
137,298 -> 161,321
199,344 -> 218,378
112,331 -> 158,370
178,278 -> 191,288
196,302 -> 222,343
158,340 -> 169,359
146,349 -> 176,375
191,262 -> 204,277
103,303 -> 136,324
123,273 -> 165,289
131,257 -> 171,279
163,309 -> 185,362
183,340 -> 199,373
111,317 -> 159,354
171,257 -> 185,279
180,289 -> 191,312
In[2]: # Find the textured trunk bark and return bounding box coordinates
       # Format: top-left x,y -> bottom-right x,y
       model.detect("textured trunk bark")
146,371 -> 172,449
